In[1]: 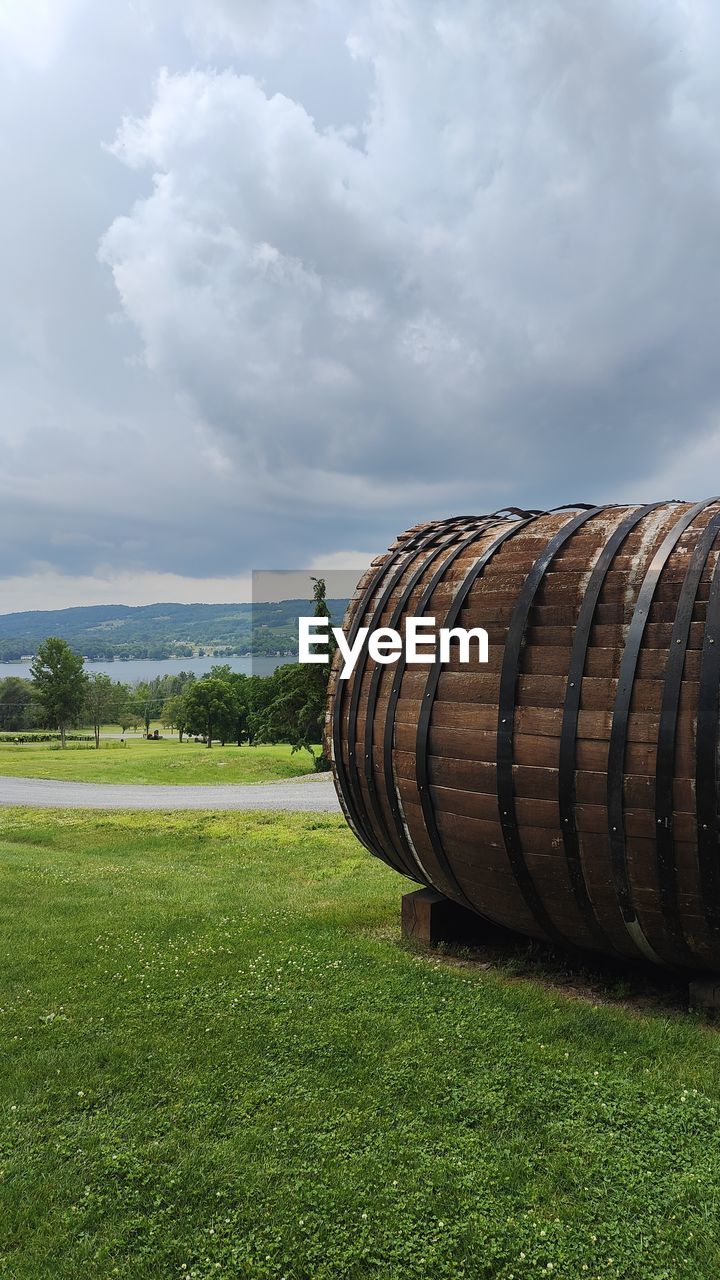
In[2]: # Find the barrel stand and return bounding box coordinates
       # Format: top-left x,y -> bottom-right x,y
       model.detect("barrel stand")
401,888 -> 520,948
688,979 -> 720,1015
404,888 -> 720,1016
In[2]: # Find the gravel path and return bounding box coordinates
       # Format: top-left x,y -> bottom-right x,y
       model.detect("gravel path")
0,772 -> 341,812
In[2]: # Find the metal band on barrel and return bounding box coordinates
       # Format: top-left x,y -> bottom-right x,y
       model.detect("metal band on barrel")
496,506 -> 605,946
380,517 -> 531,904
696,520 -> 720,939
558,504 -> 660,953
344,518 -> 475,877
413,515 -> 540,914
656,506 -> 720,958
331,521 -> 449,863
607,497 -> 719,963
358,518 -> 494,877
334,511 -> 542,872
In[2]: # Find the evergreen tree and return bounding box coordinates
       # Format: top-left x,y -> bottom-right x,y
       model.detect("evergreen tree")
254,577 -> 334,769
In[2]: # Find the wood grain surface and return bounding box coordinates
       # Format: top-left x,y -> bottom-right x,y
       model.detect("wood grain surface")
327,505 -> 720,970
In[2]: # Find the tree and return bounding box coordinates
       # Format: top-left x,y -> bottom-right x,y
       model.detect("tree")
182,676 -> 238,748
131,682 -> 155,736
308,577 -> 335,768
253,662 -> 327,765
253,578 -> 335,769
310,575 -> 337,659
85,673 -> 122,748
117,699 -> 141,735
0,677 -> 35,732
30,638 -> 87,747
163,694 -> 190,742
246,673 -> 275,745
209,667 -> 248,746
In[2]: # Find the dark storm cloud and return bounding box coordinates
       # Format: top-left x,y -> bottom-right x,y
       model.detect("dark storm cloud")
3,0 -> 720,604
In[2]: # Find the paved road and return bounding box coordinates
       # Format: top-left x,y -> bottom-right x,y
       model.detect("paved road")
0,772 -> 341,812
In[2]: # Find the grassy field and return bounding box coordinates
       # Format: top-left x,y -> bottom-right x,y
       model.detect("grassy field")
0,738 -> 316,785
1,809 -> 720,1278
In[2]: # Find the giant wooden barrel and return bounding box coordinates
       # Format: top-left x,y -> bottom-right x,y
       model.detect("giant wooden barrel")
327,501 -> 720,970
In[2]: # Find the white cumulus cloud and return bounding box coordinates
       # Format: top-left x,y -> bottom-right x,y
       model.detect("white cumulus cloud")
101,0 -> 720,532
5,0 -> 720,609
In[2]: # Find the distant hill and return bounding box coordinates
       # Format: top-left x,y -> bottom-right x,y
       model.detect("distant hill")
0,600 -> 350,662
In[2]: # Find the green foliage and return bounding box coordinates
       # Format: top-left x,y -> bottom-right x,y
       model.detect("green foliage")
2,808 -> 720,1278
161,694 -> 189,740
244,672 -> 277,744
29,637 -> 88,747
117,700 -> 141,734
8,596 -> 334,762
252,578 -> 334,768
182,675 -> 243,748
84,673 -> 125,748
122,670 -> 197,734
208,666 -> 249,745
157,665 -> 316,753
253,662 -> 328,764
0,598 -> 349,661
312,574 -> 338,658
129,681 -> 154,735
0,677 -> 40,732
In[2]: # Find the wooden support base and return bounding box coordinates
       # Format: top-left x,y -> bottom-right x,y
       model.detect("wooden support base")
688,978 -> 720,1016
401,888 -> 516,947
403,892 -> 720,1016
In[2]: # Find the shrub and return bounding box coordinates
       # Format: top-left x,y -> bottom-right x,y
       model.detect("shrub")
0,732 -> 94,744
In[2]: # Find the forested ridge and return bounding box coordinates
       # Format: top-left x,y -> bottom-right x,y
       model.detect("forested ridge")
0,599 -> 349,661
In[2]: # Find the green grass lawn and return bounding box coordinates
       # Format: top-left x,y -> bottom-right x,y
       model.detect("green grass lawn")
2,809 -> 720,1279
0,739 -> 316,785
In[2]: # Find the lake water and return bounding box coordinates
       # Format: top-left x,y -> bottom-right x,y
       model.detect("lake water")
0,655 -> 296,684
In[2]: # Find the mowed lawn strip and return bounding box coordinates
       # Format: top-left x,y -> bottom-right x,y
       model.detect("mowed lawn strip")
0,739 -> 316,785
1,808 -> 720,1279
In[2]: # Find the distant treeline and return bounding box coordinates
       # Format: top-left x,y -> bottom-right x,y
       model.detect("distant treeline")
1,581 -> 335,765
0,599 -> 349,661
0,660 -> 330,767
0,661 -> 330,761
0,669 -> 197,735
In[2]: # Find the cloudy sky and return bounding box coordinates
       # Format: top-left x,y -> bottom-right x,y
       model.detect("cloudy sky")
2,0 -> 720,611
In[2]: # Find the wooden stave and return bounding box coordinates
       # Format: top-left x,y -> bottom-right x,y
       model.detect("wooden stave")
327,502 -> 720,970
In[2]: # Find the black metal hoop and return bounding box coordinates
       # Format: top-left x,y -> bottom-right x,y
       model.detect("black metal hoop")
496,506 -> 606,946
607,498 -> 719,963
558,503 -> 661,954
